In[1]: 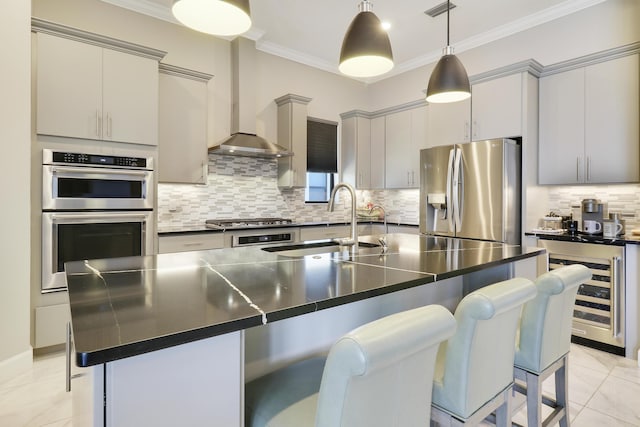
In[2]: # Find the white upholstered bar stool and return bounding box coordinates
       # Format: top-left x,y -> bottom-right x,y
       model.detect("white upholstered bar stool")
430,277 -> 537,427
244,304 -> 457,427
514,264 -> 592,427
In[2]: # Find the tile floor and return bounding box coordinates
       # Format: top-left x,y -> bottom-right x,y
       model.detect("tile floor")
0,344 -> 638,426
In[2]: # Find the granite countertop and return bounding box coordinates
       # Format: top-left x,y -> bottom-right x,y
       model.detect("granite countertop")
65,234 -> 543,367
157,220 -> 419,235
526,230 -> 640,246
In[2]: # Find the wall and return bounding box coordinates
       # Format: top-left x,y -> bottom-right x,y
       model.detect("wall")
0,1 -> 32,378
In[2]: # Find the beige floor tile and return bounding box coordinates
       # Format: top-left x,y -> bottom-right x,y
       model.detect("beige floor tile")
572,407 -> 638,427
586,375 -> 640,425
569,344 -> 622,374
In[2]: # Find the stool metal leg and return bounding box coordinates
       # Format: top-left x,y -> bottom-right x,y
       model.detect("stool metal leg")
525,370 -> 542,427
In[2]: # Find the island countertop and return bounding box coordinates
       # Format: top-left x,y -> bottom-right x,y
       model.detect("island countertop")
65,234 -> 544,367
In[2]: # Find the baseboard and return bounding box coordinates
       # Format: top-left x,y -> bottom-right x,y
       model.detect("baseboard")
0,348 -> 33,384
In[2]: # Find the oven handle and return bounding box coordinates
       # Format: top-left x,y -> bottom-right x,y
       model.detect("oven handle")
49,165 -> 151,178
611,256 -> 620,337
49,212 -> 151,222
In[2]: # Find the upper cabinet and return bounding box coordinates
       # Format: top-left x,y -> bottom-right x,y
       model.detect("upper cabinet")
385,105 -> 428,189
34,21 -> 165,146
276,94 -> 311,188
426,99 -> 470,147
471,73 -> 523,141
158,65 -> 212,184
539,53 -> 639,184
340,112 -> 384,189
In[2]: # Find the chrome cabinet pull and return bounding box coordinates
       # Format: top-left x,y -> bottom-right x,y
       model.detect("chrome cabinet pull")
576,157 -> 580,181
586,157 -> 591,182
611,256 -> 620,336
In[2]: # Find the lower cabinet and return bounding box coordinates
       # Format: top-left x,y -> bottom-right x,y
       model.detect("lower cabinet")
158,233 -> 225,253
299,225 -> 351,241
72,332 -> 243,426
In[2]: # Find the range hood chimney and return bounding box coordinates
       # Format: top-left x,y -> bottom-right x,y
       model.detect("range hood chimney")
209,38 -> 293,158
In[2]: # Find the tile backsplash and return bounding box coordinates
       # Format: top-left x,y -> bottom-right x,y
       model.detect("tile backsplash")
546,185 -> 640,229
157,154 -> 420,228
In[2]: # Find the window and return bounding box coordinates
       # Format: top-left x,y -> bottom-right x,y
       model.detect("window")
305,118 -> 338,202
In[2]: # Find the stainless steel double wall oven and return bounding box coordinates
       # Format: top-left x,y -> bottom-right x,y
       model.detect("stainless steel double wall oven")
41,149 -> 155,292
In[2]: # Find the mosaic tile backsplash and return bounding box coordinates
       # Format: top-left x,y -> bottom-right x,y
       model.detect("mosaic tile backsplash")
546,185 -> 640,230
157,154 -> 421,228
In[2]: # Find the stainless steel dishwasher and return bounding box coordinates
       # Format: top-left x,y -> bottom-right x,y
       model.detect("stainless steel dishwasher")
538,239 -> 625,355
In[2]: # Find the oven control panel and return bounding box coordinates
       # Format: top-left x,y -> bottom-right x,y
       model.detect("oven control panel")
47,150 -> 149,169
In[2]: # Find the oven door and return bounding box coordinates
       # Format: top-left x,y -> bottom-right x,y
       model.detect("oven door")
42,211 -> 154,292
42,165 -> 154,210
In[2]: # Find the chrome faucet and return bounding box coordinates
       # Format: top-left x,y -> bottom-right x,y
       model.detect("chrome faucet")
327,182 -> 358,250
368,204 -> 387,234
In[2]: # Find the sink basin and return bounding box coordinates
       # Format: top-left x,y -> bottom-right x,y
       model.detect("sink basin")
262,241 -> 379,257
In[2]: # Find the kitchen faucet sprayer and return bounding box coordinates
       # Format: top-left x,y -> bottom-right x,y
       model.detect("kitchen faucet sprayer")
328,182 -> 358,252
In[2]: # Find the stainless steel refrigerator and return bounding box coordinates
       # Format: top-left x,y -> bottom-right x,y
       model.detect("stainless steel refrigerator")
419,138 -> 521,244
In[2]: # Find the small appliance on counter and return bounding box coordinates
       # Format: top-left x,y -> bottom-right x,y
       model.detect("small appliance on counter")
581,198 -> 607,235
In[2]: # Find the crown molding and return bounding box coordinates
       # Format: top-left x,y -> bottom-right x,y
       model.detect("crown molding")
159,63 -> 213,82
540,41 -> 640,77
32,17 -> 166,60
274,93 -> 312,107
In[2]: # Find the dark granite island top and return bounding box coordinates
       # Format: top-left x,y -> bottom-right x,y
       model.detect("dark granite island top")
65,234 -> 544,367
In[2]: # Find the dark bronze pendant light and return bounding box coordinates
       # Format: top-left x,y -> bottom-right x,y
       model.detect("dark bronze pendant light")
339,0 -> 394,78
172,0 -> 251,36
426,0 -> 470,103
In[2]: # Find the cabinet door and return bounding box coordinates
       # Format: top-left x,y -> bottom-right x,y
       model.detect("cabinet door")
384,110 -> 412,188
427,99 -> 471,147
340,116 -> 357,188
472,73 -> 522,140
103,49 -> 158,145
356,117 -> 372,188
36,33 -> 102,140
538,68 -> 586,184
370,116 -> 386,189
158,74 -> 208,184
277,102 -> 307,188
585,54 -> 640,183
409,106 -> 428,188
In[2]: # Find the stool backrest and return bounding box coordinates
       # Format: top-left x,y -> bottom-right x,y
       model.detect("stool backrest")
515,264 -> 592,372
433,277 -> 537,419
315,304 -> 456,427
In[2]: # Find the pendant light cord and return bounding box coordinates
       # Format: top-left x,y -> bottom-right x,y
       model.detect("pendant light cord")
446,0 -> 450,47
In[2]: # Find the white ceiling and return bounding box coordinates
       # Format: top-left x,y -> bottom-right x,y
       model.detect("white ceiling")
101,0 -> 606,81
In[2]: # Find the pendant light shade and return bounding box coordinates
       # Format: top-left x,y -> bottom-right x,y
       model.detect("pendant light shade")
426,1 -> 470,103
426,46 -> 470,103
339,1 -> 394,78
172,0 -> 251,36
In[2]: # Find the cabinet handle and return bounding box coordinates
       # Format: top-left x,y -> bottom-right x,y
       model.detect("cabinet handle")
95,110 -> 100,137
472,120 -> 477,139
407,171 -> 411,186
576,157 -> 580,181
464,121 -> 469,140
611,256 -> 620,337
66,322 -> 72,392
586,157 -> 591,182
107,113 -> 112,138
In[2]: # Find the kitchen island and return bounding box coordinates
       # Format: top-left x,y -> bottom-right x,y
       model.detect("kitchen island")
65,233 -> 544,426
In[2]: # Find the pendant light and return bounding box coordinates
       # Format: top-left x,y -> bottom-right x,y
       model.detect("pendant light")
339,0 -> 394,78
172,0 -> 251,36
426,0 -> 470,103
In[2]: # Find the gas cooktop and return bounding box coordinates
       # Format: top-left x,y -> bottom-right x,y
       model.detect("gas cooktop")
205,218 -> 293,230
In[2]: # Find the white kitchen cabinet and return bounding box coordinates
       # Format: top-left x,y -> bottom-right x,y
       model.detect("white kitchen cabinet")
340,113 -> 385,189
539,54 -> 639,184
277,94 -> 311,188
427,99 -> 471,147
385,105 -> 428,188
158,233 -> 225,254
36,31 -> 161,145
471,73 -> 523,140
158,65 -> 212,184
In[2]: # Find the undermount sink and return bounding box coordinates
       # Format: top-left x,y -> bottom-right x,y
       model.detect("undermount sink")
262,241 -> 380,257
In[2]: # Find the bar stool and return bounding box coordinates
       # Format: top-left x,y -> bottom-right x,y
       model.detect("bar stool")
245,304 -> 457,427
430,277 -> 537,426
514,264 -> 591,427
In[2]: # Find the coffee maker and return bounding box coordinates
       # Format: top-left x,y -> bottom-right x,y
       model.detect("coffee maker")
581,198 -> 607,234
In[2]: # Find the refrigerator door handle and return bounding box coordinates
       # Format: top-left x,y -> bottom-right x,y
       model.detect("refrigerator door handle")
453,148 -> 463,231
446,149 -> 455,232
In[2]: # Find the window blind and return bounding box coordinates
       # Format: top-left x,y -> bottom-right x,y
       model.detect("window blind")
307,118 -> 337,173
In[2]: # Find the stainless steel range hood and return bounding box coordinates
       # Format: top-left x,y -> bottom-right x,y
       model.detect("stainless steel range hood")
209,38 -> 293,158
